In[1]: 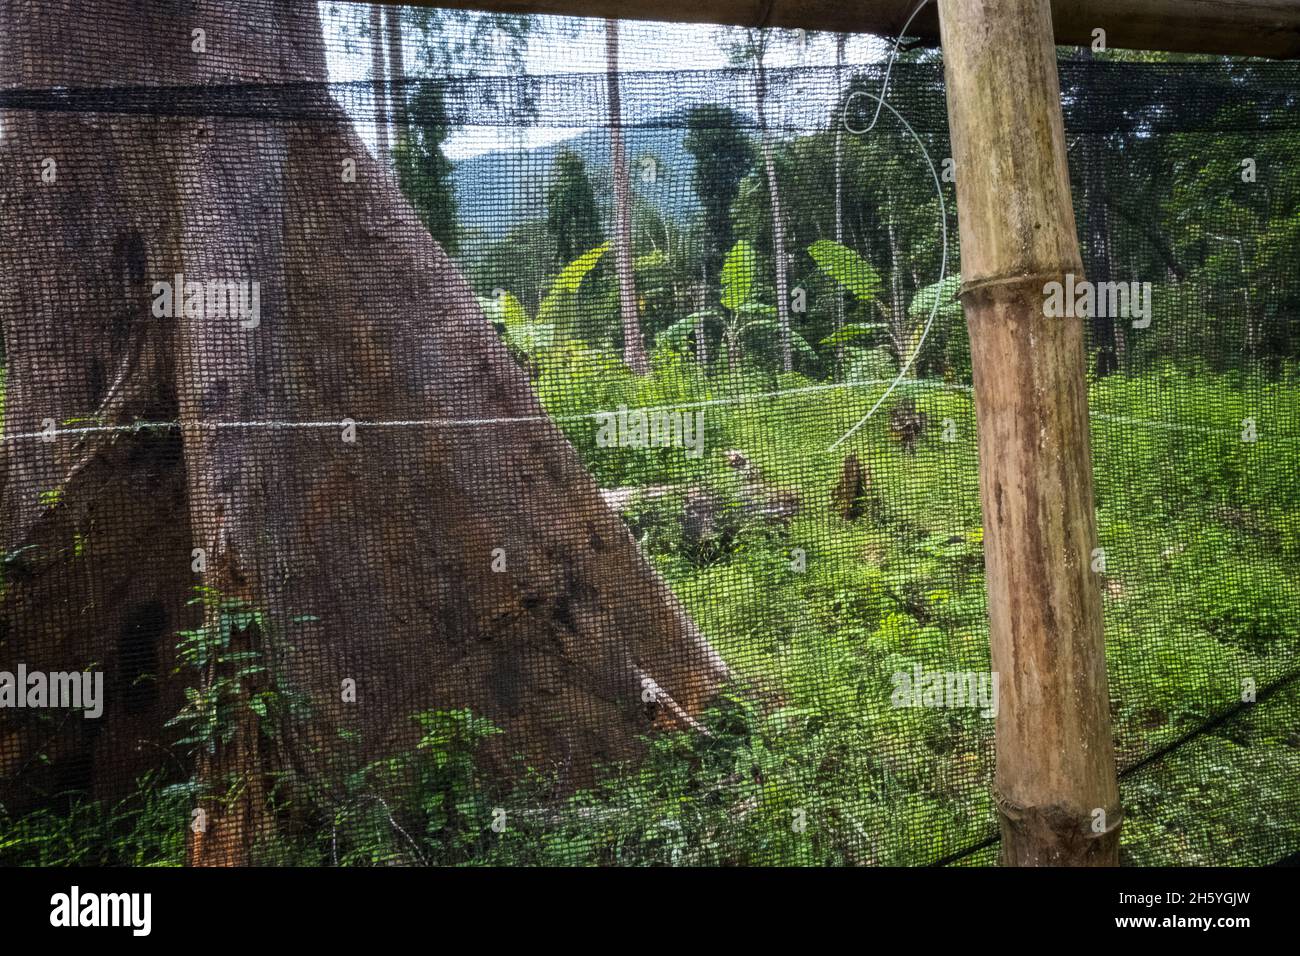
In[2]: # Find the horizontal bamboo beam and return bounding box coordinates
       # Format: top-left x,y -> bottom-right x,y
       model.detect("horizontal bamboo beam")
370,0 -> 1300,59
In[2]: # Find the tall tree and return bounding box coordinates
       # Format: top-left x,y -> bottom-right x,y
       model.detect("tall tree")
394,80 -> 460,255
605,19 -> 649,374
682,105 -> 754,287
0,0 -> 728,863
723,28 -> 794,371
731,70 -> 951,378
370,4 -> 390,161
352,4 -> 534,188
545,149 -> 603,268
683,105 -> 752,371
385,5 -> 407,141
833,32 -> 848,377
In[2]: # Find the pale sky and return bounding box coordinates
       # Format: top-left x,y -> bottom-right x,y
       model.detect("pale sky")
323,5 -> 892,159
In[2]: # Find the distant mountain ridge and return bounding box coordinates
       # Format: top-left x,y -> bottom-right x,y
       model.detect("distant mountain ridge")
452,116 -> 701,242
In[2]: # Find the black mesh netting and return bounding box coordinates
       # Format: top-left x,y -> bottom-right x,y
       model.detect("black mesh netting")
0,2 -> 1297,866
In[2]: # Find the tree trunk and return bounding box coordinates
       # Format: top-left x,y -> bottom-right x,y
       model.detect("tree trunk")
370,4 -> 390,162
693,279 -> 710,368
0,0 -> 728,861
756,57 -> 793,373
0,0 -> 199,813
606,19 -> 649,374
385,5 -> 407,140
885,198 -> 909,369
937,0 -> 1121,866
833,33 -> 847,379
1078,48 -> 1120,376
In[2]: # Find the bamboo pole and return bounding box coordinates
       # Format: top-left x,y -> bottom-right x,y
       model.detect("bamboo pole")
938,0 -> 1120,865
375,0 -> 1300,60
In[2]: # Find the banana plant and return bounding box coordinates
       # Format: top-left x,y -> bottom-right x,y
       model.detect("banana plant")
904,272 -> 964,375
810,240 -> 962,376
808,239 -> 889,352
907,273 -> 964,328
482,242 -> 609,369
661,240 -> 813,370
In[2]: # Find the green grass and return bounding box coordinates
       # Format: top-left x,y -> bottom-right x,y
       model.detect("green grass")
525,351 -> 1300,865
2,352 -> 1297,866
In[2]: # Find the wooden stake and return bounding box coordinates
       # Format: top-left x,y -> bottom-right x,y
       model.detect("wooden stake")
937,0 -> 1121,865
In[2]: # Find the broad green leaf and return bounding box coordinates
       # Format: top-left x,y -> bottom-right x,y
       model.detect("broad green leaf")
736,318 -> 786,343
538,243 -> 609,324
737,319 -> 817,356
808,239 -> 882,303
635,249 -> 667,272
505,321 -> 555,355
656,315 -> 700,349
498,291 -> 530,329
735,301 -> 776,319
550,242 -> 610,296
479,291 -> 531,329
908,273 -> 963,322
721,240 -> 759,314
791,331 -> 818,356
819,322 -> 887,347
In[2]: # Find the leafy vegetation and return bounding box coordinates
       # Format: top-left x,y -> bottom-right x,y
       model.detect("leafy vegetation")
4,352 -> 1294,865
3,47 -> 1298,868
394,79 -> 460,255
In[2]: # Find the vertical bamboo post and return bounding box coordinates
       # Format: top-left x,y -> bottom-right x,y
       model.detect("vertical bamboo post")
936,0 -> 1121,864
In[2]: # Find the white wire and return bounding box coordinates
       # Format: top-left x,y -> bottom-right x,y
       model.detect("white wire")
857,0 -> 936,135
825,0 -> 946,452
2,377 -> 1264,443
828,87 -> 948,452
0,380 -> 905,443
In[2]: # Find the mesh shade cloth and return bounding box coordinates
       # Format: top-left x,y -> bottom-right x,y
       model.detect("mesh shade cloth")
0,1 -> 1296,866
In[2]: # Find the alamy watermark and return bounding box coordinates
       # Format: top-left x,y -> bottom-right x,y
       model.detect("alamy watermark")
151,273 -> 260,328
891,664 -> 999,718
0,665 -> 104,718
595,405 -> 705,459
1043,273 -> 1152,328
50,886 -> 150,936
